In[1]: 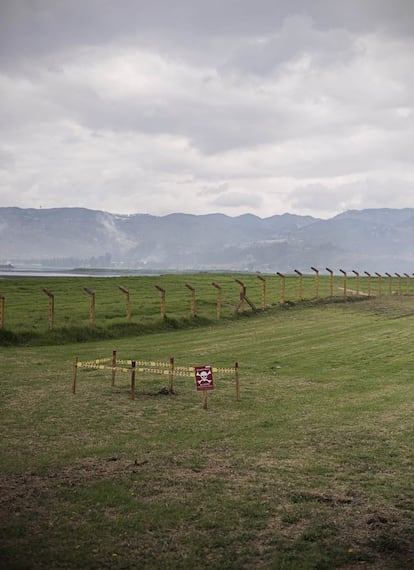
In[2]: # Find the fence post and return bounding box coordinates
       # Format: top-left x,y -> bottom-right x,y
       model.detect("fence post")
111,350 -> 117,386
235,279 -> 246,312
42,288 -> 55,330
72,356 -> 78,394
404,273 -> 411,294
277,272 -> 285,304
235,361 -> 240,402
169,356 -> 174,394
311,267 -> 319,298
130,360 -> 136,400
339,269 -> 347,297
83,288 -> 96,326
395,273 -> 402,296
155,285 -> 166,319
385,272 -> 393,296
364,271 -> 372,297
212,282 -> 222,319
375,272 -> 382,296
257,275 -> 266,309
294,269 -> 303,301
118,286 -> 131,322
0,294 -> 4,328
352,270 -> 360,296
185,284 -> 196,317
325,267 -> 334,298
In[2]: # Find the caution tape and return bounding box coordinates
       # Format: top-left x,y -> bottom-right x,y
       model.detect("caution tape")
76,358 -> 237,378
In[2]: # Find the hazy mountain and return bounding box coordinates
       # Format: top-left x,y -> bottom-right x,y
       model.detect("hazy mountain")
1,207 -> 413,273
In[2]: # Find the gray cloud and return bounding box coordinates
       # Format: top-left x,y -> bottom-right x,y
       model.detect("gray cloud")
0,0 -> 414,217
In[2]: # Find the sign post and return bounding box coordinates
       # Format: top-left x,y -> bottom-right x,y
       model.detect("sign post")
195,365 -> 214,409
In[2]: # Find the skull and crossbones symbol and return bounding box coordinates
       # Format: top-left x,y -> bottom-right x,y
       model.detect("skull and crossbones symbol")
197,369 -> 212,385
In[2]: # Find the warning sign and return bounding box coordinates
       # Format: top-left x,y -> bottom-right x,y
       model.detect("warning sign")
195,366 -> 214,391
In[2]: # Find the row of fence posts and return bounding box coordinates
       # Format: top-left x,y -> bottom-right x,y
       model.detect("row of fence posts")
0,270 -> 412,330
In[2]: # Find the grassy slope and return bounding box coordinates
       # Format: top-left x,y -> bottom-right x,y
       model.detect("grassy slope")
0,272 -> 397,343
1,295 -> 414,568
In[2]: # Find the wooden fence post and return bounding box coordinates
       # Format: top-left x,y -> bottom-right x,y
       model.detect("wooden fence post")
83,288 -> 96,326
72,356 -> 78,394
325,267 -> 334,298
311,267 -> 319,298
235,361 -> 240,402
395,273 -> 402,295
277,272 -> 285,304
257,275 -> 266,309
185,284 -> 196,317
212,282 -> 222,319
155,285 -> 166,319
130,360 -> 136,400
375,272 -> 382,296
352,270 -> 360,296
111,350 -> 117,386
364,271 -> 372,297
339,269 -> 347,297
404,273 -> 411,294
235,279 -> 246,312
118,286 -> 131,322
169,356 -> 174,394
43,287 -> 55,330
294,269 -> 303,301
385,272 -> 393,296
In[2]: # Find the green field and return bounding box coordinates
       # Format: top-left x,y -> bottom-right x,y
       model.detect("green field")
0,272 -> 410,345
1,275 -> 414,569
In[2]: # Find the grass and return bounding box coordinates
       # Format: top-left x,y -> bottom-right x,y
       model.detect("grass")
1,272 -> 409,345
1,280 -> 414,568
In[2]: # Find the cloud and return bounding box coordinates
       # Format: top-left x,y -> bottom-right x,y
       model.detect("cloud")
289,179 -> 414,218
0,0 -> 414,218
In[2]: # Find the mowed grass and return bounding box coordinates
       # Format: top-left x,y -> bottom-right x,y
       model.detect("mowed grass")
1,292 -> 414,568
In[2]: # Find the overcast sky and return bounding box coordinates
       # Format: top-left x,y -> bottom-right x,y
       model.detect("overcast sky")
1,0 -> 414,219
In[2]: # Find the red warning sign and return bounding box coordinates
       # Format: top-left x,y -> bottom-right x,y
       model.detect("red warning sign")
194,366 -> 214,391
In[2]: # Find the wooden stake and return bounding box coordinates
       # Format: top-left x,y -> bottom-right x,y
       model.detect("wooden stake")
111,350 -> 117,386
235,361 -> 240,402
169,356 -> 174,394
130,360 -> 136,400
202,391 -> 208,409
72,356 -> 78,394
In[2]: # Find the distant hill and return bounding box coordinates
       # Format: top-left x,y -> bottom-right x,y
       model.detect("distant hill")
1,206 -> 414,273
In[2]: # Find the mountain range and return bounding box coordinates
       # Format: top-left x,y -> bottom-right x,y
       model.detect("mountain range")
1,207 -> 414,273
